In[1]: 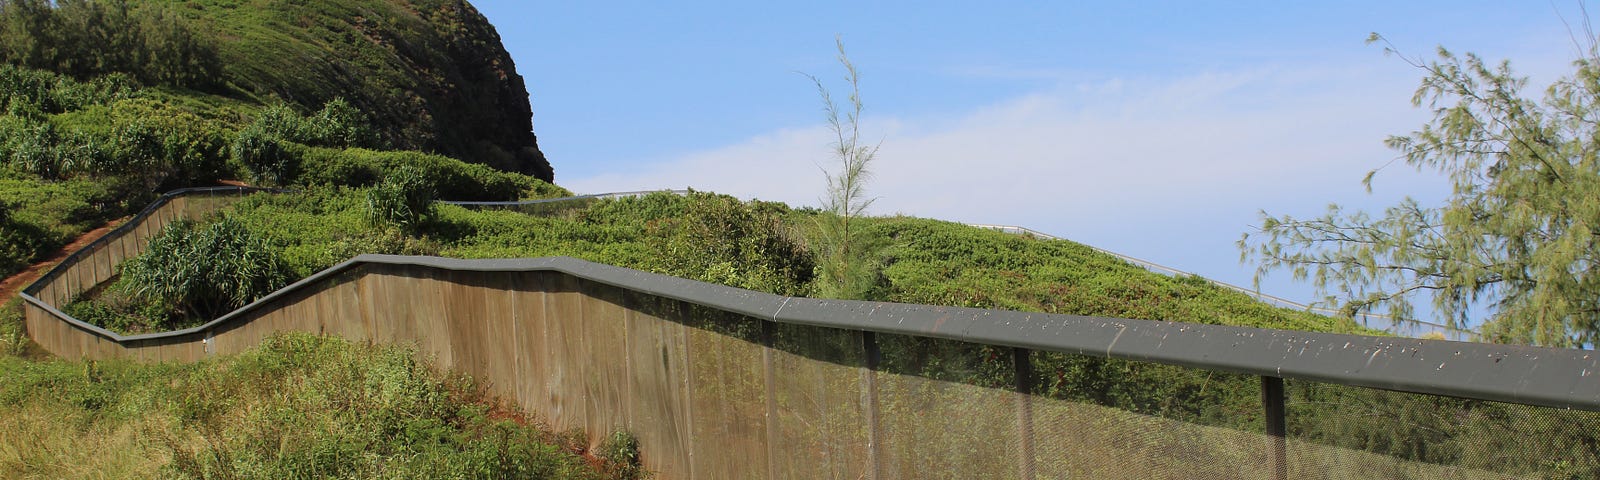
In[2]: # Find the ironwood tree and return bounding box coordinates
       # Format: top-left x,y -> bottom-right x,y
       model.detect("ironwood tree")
1240,34 -> 1600,347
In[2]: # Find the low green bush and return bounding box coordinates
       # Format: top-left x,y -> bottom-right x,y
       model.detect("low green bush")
297,146 -> 568,201
643,193 -> 813,296
0,65 -> 138,117
365,165 -> 436,231
231,123 -> 295,186
598,430 -> 644,480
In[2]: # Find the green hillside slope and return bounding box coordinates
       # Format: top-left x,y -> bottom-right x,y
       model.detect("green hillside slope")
47,189 -> 1592,478
0,329 -> 632,478
0,0 -> 551,179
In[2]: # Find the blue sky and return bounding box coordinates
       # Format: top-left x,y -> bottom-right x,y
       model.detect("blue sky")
471,1 -> 1582,331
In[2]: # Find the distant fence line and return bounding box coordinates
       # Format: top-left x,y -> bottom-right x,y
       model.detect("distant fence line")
15,188 -> 1600,479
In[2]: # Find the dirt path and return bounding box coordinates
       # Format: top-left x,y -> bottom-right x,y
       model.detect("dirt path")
0,217 -> 130,303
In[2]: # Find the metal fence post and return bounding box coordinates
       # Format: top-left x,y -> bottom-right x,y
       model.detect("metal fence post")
1013,347 -> 1037,480
862,331 -> 882,480
1262,376 -> 1287,480
762,320 -> 778,480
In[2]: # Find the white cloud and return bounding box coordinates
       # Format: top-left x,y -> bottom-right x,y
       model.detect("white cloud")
565,62 -> 1439,222
559,60 -> 1464,308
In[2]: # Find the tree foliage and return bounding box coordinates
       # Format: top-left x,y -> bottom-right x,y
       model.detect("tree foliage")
250,99 -> 378,150
0,0 -> 221,90
805,37 -> 884,300
1240,35 -> 1600,347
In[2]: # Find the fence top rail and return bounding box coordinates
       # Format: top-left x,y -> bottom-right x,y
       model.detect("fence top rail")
22,253 -> 1600,412
20,186 -> 288,297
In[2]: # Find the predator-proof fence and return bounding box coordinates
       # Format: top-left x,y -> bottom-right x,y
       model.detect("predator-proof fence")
17,189 -> 1600,479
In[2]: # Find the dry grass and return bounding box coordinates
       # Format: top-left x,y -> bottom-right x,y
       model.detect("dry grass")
0,403 -> 171,479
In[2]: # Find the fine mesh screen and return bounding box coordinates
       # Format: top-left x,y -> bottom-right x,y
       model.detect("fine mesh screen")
524,287 -> 1600,479
681,305 -> 771,477
1028,352 -> 1268,479
769,322 -> 870,478
1284,379 -> 1600,479
876,334 -> 1020,478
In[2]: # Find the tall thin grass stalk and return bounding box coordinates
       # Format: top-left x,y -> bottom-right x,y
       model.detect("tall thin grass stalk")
805,37 -> 881,299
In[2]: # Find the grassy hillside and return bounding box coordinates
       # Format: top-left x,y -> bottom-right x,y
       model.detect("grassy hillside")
0,66 -> 564,283
168,0 -> 553,179
0,320 -> 635,479
0,0 -> 552,179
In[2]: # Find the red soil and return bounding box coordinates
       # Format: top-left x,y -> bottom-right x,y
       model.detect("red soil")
0,217 -> 129,304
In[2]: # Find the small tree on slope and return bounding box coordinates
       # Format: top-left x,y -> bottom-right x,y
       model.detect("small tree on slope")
806,37 -> 882,300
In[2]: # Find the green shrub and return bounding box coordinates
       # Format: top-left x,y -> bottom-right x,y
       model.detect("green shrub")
0,333 -> 606,477
366,166 -> 436,231
231,124 -> 294,186
645,192 -> 813,296
63,284 -> 182,335
0,201 -> 47,276
4,119 -> 62,177
598,430 -> 644,479
297,146 -> 568,201
0,65 -> 138,117
304,97 -> 377,148
119,217 -> 292,322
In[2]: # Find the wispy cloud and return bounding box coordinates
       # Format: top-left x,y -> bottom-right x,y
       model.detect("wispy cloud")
561,61 -> 1456,304
565,62 -> 1437,218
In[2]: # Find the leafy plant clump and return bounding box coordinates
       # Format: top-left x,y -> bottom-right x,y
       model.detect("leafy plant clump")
119,216 -> 292,322
597,430 -> 645,480
366,165 -> 436,231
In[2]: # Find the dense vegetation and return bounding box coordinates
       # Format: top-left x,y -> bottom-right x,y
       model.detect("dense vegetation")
0,321 -> 634,479
0,0 -> 552,179
0,65 -> 563,284
0,1 -> 573,475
